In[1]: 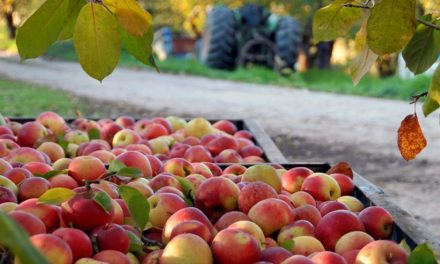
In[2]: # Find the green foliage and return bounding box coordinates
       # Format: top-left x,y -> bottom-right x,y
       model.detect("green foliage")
118,185 -> 150,230
93,191 -> 113,214
408,243 -> 437,264
313,0 -> 361,42
423,66 -> 440,116
0,211 -> 49,264
37,187 -> 76,205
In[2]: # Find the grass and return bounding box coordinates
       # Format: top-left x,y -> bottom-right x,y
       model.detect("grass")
0,76 -> 93,117
44,41 -> 432,101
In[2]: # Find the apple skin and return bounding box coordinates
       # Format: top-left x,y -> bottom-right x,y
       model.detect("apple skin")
93,250 -> 130,264
115,115 -> 136,128
342,249 -> 360,264
234,130 -> 253,139
61,191 -> 114,232
248,198 -> 294,236
52,227 -> 93,262
148,174 -> 182,192
331,173 -> 355,196
242,164 -> 282,193
214,149 -> 243,163
148,193 -> 187,229
152,117 -> 174,134
300,173 -> 341,201
315,210 -> 365,251
290,191 -> 316,208
169,220 -> 213,243
27,233 -> 73,264
358,206 -> 394,240
17,121 -> 48,147
0,158 -> 12,174
292,204 -> 321,227
0,202 -> 17,212
337,196 -> 365,213
214,211 -> 250,231
0,139 -> 20,158
260,246 -> 293,264
166,116 -> 187,132
100,122 -> 123,145
311,251 -> 348,264
112,129 -> 142,148
195,177 -> 240,222
239,145 -> 263,158
161,158 -> 194,177
280,255 -> 314,264
22,161 -> 52,175
6,147 -> 47,164
184,145 -> 213,162
211,229 -> 261,264
355,240 -> 408,264
184,118 -> 214,139
36,142 -> 65,163
0,175 -> 18,194
207,135 -> 239,156
68,156 -> 107,184
140,123 -> 169,140
64,130 -> 89,145
162,207 -> 217,245
281,167 -> 314,193
238,181 -> 278,214
202,162 -> 222,176
277,220 -> 315,245
91,223 -> 130,253
145,155 -> 163,176
335,231 -> 374,255
169,143 -> 191,159
18,177 -> 50,201
115,151 -> 153,178
0,125 -> 14,136
212,120 -> 237,135
319,201 -> 349,217
161,233 -> 213,264
186,174 -> 206,190
9,210 -> 46,235
16,198 -> 60,231
4,168 -> 32,185
89,150 -> 116,164
192,162 -> 214,178
223,164 -> 247,176
290,236 -> 325,256
228,220 -> 266,249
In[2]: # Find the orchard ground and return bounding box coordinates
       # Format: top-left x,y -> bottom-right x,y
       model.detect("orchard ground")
0,54 -> 439,238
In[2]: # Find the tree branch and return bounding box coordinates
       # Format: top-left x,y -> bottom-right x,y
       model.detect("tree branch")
416,17 -> 440,31
410,92 -> 428,104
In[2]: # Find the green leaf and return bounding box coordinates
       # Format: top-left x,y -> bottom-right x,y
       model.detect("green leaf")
424,66 -> 440,116
73,3 -> 120,81
399,239 -> 412,254
109,159 -> 126,173
118,185 -> 149,230
408,243 -> 437,264
313,0 -> 362,43
367,0 -> 416,55
87,128 -> 101,140
120,24 -> 153,65
149,55 -> 160,72
0,211 -> 49,264
59,0 -> 86,40
93,191 -> 113,214
38,187 -> 75,205
117,167 -> 143,178
35,169 -> 67,180
403,17 -> 440,74
126,231 -> 143,255
16,0 -> 71,60
174,176 -> 195,206
280,239 -> 295,251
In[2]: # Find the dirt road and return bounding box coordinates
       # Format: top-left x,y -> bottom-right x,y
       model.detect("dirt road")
0,56 -> 439,237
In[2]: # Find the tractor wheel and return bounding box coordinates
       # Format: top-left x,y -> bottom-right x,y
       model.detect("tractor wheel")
200,6 -> 237,70
275,17 -> 302,71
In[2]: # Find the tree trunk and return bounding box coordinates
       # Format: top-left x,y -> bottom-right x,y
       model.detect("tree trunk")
4,12 -> 16,39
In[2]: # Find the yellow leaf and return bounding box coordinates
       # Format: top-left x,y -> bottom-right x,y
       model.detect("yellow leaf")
397,114 -> 427,161
104,0 -> 152,36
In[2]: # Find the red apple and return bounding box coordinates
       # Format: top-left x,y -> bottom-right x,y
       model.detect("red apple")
148,193 -> 187,229
115,115 -> 135,128
290,191 -> 316,207
0,158 -> 12,174
292,204 -> 322,227
16,198 -> 60,231
355,240 -> 408,264
238,181 -> 278,214
6,147 -> 47,164
335,231 -> 374,255
3,167 -> 32,185
261,247 -> 292,264
211,229 -> 261,264
161,158 -> 194,177
49,174 -> 79,189
212,120 -> 237,135
169,219 -> 213,243
277,220 -> 315,245
28,233 -> 73,264
331,173 -> 355,196
18,177 -> 50,201
300,173 -> 341,201
184,145 -> 213,162
214,211 -> 250,231
319,201 -> 349,216
36,142 -> 65,163
311,251 -> 347,264
17,121 -> 48,147
0,139 -> 20,158
100,122 -> 123,145
93,250 -> 130,264
358,206 -> 394,240
234,130 -> 253,139
68,156 -> 107,184
91,223 -> 130,253
207,135 -> 239,156
280,255 -> 314,264
161,233 -> 213,264
214,149 -> 243,163
22,161 -> 52,175
248,198 -> 294,236
9,210 -> 46,235
281,167 -> 314,193
53,227 -> 93,261
112,129 -> 141,148
115,151 -> 152,178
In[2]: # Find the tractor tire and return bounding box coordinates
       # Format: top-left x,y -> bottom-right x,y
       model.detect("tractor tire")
275,17 -> 302,71
200,6 -> 237,70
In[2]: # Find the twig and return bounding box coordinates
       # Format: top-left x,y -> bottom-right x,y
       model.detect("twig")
410,92 -> 428,104
416,17 -> 440,31
342,3 -> 371,9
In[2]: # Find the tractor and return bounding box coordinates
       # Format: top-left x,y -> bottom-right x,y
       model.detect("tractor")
199,4 -> 303,73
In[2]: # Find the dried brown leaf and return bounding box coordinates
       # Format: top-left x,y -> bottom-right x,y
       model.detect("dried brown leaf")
327,161 -> 353,179
397,114 -> 427,161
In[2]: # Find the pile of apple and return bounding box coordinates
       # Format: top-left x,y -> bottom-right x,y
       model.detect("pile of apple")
0,112 -> 410,264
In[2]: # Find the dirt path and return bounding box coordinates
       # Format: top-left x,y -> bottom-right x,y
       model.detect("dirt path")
1,55 -> 439,237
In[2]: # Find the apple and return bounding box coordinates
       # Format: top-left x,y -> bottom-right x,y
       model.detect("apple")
6,147 -> 47,164
261,247 -> 293,264
238,181 -> 278,214
161,158 -> 194,177
327,161 -> 353,179
169,220 -> 213,243
342,249 -> 360,264
289,191 -> 316,207
214,149 -> 243,163
161,233 -> 213,264
169,143 -> 191,158
311,251 -> 347,264
115,115 -> 135,128
125,143 -> 152,155
149,174 -> 182,192
126,181 -> 154,198
53,227 -> 93,261
182,136 -> 201,146
337,196 -> 364,213
93,250 -> 130,264
112,129 -> 141,148
192,162 -> 214,178
0,158 -> 12,174
115,151 -> 152,178
166,116 -> 187,132
0,139 -> 20,158
148,137 -> 170,155
16,198 -> 60,231
234,130 -> 253,139
184,118 -> 214,138
148,193 -> 187,229
68,156 -> 107,184
248,198 -> 294,236
228,220 -> 266,248
214,211 -> 250,231
315,210 -> 365,251
64,130 -> 90,145
0,175 -> 18,194
18,177 -> 50,201
211,229 -> 261,264
145,155 -> 163,176
281,167 -> 314,193
186,174 -> 207,190
223,164 -> 246,176
4,168 -> 32,185
300,173 -> 341,201
184,145 -> 213,162
335,231 -> 374,255
0,201 -> 17,212
36,111 -> 67,135
358,206 -> 394,240
277,220 -> 315,245
17,121 -> 48,147
242,164 -> 282,193
0,125 -> 14,136
100,122 -> 123,145
89,150 -> 116,164
91,223 -> 130,253
25,234 -> 73,264
195,177 -> 240,222
319,201 -> 349,216
331,173 -> 355,196
290,236 -> 325,256
292,204 -> 322,227
280,255 -> 314,264
52,158 -> 72,171
36,142 -> 65,163
207,135 -> 238,156
91,180 -> 119,199
9,210 -> 46,235
355,240 -> 408,264
139,123 -> 169,140
151,117 -> 173,134
212,120 -> 237,135
22,161 -> 52,175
